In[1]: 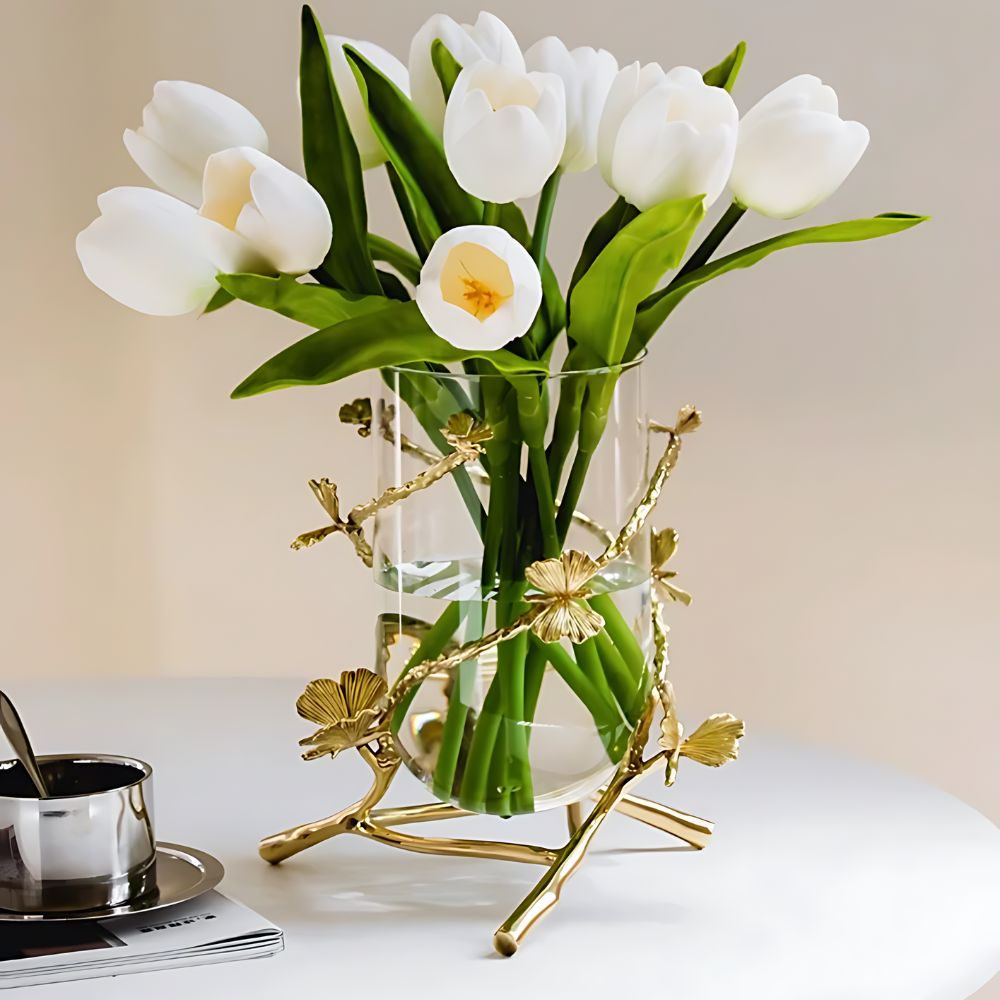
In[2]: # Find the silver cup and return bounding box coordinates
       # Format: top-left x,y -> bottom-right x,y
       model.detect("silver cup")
0,754 -> 156,913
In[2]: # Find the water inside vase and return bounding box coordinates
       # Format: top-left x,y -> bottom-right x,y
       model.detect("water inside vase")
376,557 -> 652,815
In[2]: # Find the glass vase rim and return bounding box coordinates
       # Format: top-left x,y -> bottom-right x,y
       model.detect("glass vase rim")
382,349 -> 647,383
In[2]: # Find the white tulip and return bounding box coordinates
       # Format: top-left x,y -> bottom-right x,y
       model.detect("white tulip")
326,35 -> 409,170
409,12 -> 524,134
76,188 -> 228,316
598,64 -> 738,211
77,148 -> 333,316
415,224 -> 541,350
729,75 -> 870,219
525,37 -> 618,173
444,61 -> 566,202
123,81 -> 268,206
199,146 -> 332,275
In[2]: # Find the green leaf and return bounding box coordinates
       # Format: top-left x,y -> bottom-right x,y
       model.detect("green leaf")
376,268 -> 410,301
630,213 -> 930,353
385,162 -> 434,259
344,45 -> 481,230
567,196 -> 635,306
568,196 -> 706,364
217,273 -> 390,328
702,41 -> 746,92
299,7 -> 381,294
431,39 -> 462,100
202,286 -> 234,314
368,234 -> 421,284
232,301 -> 548,398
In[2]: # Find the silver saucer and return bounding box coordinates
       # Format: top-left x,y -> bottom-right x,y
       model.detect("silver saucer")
0,842 -> 224,922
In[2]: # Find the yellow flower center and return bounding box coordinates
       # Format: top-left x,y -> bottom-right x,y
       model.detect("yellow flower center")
440,242 -> 514,321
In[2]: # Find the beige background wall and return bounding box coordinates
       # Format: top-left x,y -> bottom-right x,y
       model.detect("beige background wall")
2,0 -> 997,872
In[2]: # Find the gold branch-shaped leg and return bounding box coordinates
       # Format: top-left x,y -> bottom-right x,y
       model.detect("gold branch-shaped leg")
492,697 -> 659,956
370,791 -> 713,851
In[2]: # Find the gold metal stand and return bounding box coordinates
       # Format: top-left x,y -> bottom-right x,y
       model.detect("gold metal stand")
261,404 -> 743,955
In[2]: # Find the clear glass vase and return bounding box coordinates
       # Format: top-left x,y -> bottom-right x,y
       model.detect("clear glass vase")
373,358 -> 651,816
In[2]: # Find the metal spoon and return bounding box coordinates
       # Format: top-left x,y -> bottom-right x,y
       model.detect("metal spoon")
0,690 -> 49,798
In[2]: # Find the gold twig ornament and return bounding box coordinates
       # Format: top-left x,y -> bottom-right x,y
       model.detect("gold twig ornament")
291,411 -> 492,564
262,400 -> 747,958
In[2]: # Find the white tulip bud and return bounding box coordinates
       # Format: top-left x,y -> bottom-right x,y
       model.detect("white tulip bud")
199,147 -> 333,276
525,37 -> 618,173
326,35 -> 409,170
415,225 -> 542,350
409,12 -> 524,134
444,60 -> 566,202
729,75 -> 870,219
123,81 -> 268,206
598,64 -> 738,211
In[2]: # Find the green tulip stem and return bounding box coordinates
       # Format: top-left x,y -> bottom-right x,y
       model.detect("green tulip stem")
673,199 -> 746,283
483,201 -> 501,226
532,169 -> 563,270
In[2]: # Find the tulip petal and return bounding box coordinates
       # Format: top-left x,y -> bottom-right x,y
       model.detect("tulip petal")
447,104 -> 558,202
201,147 -> 332,275
76,187 -> 219,316
731,112 -> 869,218
123,129 -> 203,209
125,80 -> 268,205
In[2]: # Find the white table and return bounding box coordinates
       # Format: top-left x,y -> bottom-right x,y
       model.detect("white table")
8,679 -> 1000,999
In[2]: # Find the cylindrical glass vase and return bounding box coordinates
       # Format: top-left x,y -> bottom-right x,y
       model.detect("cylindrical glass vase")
373,358 -> 651,816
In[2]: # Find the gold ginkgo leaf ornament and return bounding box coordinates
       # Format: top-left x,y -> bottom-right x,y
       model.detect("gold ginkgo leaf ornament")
297,668 -> 388,761
443,412 -> 493,450
658,683 -> 744,786
651,527 -> 692,606
524,550 -> 605,644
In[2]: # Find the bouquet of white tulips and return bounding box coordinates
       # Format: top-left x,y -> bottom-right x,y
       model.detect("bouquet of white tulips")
77,6 -> 924,815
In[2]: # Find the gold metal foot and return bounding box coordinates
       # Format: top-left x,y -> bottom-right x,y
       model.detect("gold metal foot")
492,699 -> 659,956
370,793 -> 713,849
566,801 -> 585,836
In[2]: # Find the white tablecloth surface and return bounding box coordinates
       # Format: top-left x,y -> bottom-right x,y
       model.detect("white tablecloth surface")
6,678 -> 999,999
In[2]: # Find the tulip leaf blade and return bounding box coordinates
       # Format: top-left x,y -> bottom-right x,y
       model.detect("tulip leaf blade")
217,273 -> 391,328
344,45 -> 482,231
431,39 -> 462,100
232,301 -> 548,398
703,41 -> 746,93
202,286 -> 235,315
567,196 -> 636,304
630,212 -> 930,353
568,195 -> 706,364
385,162 -> 434,260
368,234 -> 422,284
299,6 -> 382,296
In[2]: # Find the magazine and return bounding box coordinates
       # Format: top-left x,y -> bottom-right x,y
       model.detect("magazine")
0,891 -> 283,989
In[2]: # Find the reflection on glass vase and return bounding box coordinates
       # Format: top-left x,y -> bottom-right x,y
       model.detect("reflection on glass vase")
373,358 -> 652,816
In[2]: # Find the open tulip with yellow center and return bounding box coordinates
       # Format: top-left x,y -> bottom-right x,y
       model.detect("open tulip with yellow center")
729,75 -> 870,219
415,225 -> 542,350
444,59 -> 566,202
409,11 -> 524,134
